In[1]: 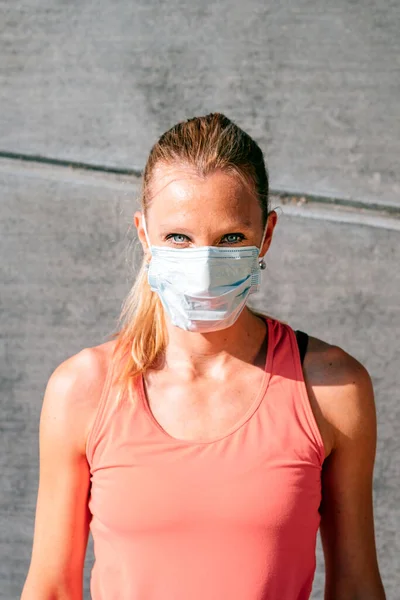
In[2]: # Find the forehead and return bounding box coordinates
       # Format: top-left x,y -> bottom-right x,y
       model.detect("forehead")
146,163 -> 261,225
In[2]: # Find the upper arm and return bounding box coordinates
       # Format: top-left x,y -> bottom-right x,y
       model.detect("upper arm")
21,347 -> 106,600
315,347 -> 385,599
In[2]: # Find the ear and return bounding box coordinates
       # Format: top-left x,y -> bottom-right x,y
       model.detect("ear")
134,211 -> 150,255
259,210 -> 278,259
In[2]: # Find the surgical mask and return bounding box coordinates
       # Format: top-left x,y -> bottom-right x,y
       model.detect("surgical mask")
142,218 -> 267,333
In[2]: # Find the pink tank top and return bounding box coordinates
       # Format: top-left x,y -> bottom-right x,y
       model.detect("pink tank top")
86,317 -> 325,599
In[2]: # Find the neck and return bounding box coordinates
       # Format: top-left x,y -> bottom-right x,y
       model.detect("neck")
161,308 -> 268,378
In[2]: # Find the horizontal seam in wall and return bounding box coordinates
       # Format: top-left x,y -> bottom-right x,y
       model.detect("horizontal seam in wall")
1,150 -> 399,228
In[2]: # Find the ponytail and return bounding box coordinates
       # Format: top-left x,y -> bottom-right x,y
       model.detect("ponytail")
111,258 -> 166,399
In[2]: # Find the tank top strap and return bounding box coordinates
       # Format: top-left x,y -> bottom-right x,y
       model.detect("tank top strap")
280,322 -> 325,466
294,329 -> 309,365
86,345 -> 131,466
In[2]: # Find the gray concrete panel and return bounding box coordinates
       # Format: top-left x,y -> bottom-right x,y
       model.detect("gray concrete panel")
1,165 -> 399,598
253,209 -> 400,599
1,0 -> 400,207
0,166 -> 135,599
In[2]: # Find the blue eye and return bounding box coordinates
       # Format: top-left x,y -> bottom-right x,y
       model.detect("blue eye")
166,233 -> 189,245
222,233 -> 245,244
164,232 -> 246,246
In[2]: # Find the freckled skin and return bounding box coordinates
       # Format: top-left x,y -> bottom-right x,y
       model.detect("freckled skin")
21,165 -> 385,600
132,164 -> 385,599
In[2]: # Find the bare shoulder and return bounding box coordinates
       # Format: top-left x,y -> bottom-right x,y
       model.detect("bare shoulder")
302,335 -> 376,458
41,339 -> 117,455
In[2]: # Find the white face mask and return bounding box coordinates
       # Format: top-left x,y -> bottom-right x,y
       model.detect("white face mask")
142,218 -> 267,333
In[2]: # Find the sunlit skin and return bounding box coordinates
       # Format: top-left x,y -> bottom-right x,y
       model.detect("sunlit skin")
20,164 -> 385,599
135,164 -> 278,379
133,163 -> 386,599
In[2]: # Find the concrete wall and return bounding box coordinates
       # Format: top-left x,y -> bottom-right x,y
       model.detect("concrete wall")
1,0 -> 399,207
2,162 -> 399,598
1,1 -> 399,598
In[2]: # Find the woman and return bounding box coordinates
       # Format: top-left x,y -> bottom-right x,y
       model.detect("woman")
22,113 -> 385,599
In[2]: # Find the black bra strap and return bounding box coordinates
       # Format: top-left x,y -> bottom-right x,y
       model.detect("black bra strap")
295,330 -> 309,366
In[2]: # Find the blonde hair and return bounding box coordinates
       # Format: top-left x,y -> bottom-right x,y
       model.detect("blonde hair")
111,113 -> 274,399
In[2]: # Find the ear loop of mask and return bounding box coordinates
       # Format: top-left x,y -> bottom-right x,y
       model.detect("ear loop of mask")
141,216 -> 153,272
258,220 -> 268,270
141,215 -> 152,251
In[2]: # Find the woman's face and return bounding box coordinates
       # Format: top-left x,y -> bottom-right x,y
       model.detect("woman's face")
135,163 -> 277,256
